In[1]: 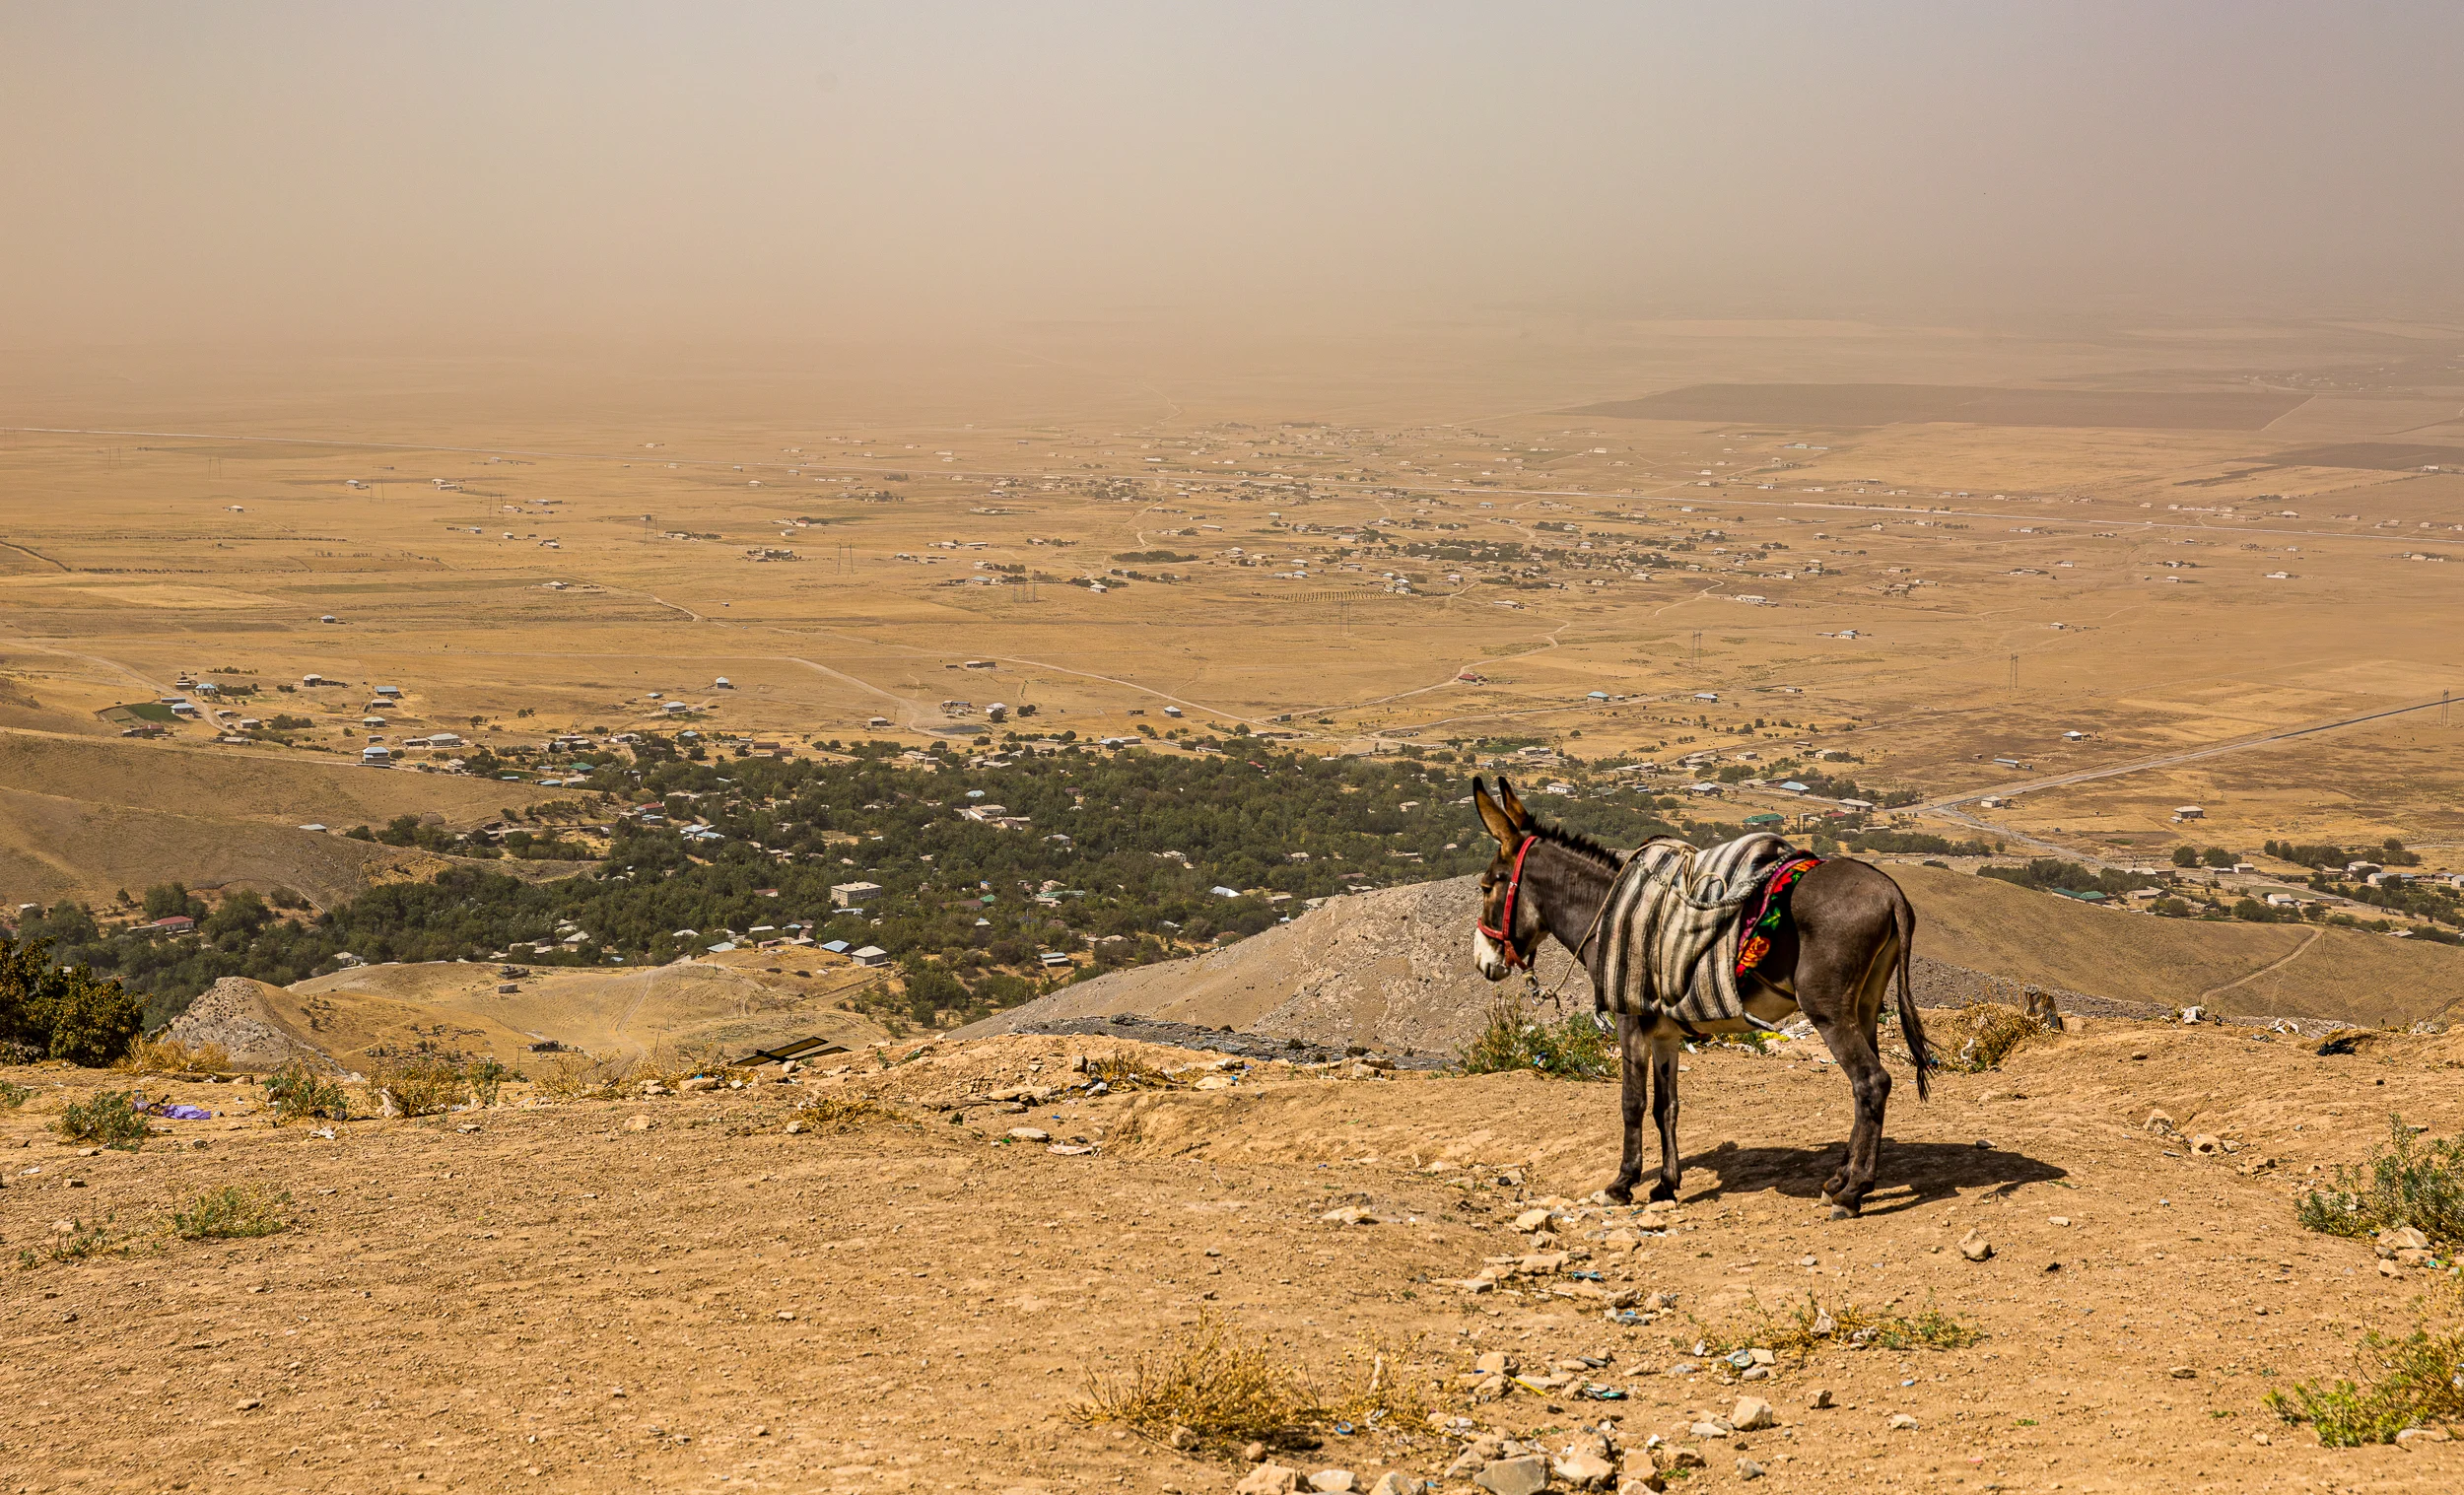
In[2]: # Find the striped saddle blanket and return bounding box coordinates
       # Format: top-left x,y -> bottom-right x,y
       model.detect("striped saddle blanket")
1588,832 -> 1819,1027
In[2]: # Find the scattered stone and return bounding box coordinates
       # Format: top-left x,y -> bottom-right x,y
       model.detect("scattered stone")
2379,1225 -> 2432,1252
1552,1449 -> 1614,1489
1513,1208 -> 1555,1233
639,1081 -> 669,1098
1731,1395 -> 1777,1432
1245,1443 -> 1269,1463
1443,1446 -> 1488,1480
1472,1350 -> 1518,1376
2168,1367 -> 2196,1380
1650,1446 -> 1704,1472
2395,1426 -> 2451,1447
677,1075 -> 720,1093
1472,1455 -> 1549,1495
1618,1477 -> 1667,1495
1886,1413 -> 1920,1431
1006,1126 -> 1052,1143
1236,1464 -> 1301,1495
238,1397 -> 261,1411
1368,1474 -> 1420,1495
1958,1229 -> 1993,1262
1687,1420 -> 1729,1440
1168,1426 -> 1198,1451
2189,1135 -> 2223,1157
2047,1215 -> 2071,1227
1309,1470 -> 1355,1493
1320,1205 -> 1378,1226
1736,1459 -> 1766,1481
1807,1389 -> 1834,1409
623,1116 -> 653,1131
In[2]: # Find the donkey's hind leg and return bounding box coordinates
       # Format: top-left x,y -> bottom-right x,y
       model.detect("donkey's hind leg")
1648,1028 -> 1683,1203
1809,940 -> 1899,1217
1606,1015 -> 1649,1204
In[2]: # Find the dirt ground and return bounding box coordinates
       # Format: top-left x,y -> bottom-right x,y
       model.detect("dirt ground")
7,1018 -> 2464,1494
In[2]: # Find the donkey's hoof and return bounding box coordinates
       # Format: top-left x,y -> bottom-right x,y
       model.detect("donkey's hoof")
1603,1184 -> 1634,1206
1647,1181 -> 1679,1204
1828,1203 -> 1859,1221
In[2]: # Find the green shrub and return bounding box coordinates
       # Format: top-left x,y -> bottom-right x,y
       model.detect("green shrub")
465,1056 -> 513,1108
262,1059 -> 351,1124
0,1079 -> 32,1108
54,1089 -> 148,1150
171,1184 -> 292,1241
0,936 -> 144,1066
2296,1115 -> 2464,1250
1460,995 -> 1615,1080
2267,1290 -> 2464,1446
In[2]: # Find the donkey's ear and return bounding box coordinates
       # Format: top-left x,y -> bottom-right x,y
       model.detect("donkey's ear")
1493,776 -> 1532,829
1472,778 -> 1521,846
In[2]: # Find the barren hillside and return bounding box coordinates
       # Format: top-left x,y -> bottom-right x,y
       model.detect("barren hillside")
967,866 -> 2464,1053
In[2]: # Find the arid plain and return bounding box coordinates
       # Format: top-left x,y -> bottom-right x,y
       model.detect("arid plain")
2,316 -> 2460,905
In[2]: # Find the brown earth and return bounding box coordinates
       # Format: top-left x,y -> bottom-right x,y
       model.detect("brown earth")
8,1018 -> 2464,1492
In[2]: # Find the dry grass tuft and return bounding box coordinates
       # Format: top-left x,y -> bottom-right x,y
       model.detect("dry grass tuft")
532,1052 -> 635,1101
114,1036 -> 234,1075
1068,1314 -> 1317,1449
1319,1334 -> 1439,1435
1934,1001 -> 2042,1072
171,1183 -> 292,1240
786,1093 -> 907,1133
1084,1053 -> 1189,1091
2268,1284 -> 2464,1445
1698,1290 -> 1984,1362
364,1055 -> 467,1118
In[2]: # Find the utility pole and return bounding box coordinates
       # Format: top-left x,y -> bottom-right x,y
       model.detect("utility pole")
1692,631 -> 1702,670
2009,654 -> 2019,691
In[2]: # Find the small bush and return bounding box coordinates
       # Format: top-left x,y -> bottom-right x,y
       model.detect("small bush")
171,1183 -> 293,1241
1460,994 -> 1615,1080
2296,1115 -> 2464,1250
1698,1291 -> 1984,1363
45,1213 -> 136,1262
1068,1314 -> 1316,1450
263,1059 -> 351,1124
365,1055 -> 466,1118
55,1089 -> 149,1150
1933,1001 -> 2041,1072
115,1036 -> 234,1075
466,1057 -> 514,1108
0,1079 -> 32,1108
2267,1288 -> 2464,1445
1319,1336 -> 1437,1435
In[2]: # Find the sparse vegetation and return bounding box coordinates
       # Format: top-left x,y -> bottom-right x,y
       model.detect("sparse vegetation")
263,1058 -> 352,1123
532,1052 -> 634,1101
364,1054 -> 467,1118
2296,1115 -> 2464,1250
1083,1053 -> 1190,1091
170,1183 -> 292,1240
465,1056 -> 514,1107
54,1088 -> 149,1150
2266,1286 -> 2464,1446
787,1093 -> 906,1132
1932,1000 -> 2042,1072
1700,1291 -> 1984,1362
0,1078 -> 32,1108
114,1035 -> 233,1075
1460,994 -> 1615,1079
43,1214 -> 138,1262
1068,1314 -> 1318,1450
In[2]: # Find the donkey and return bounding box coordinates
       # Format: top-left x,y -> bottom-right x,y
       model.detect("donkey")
1469,777 -> 1931,1217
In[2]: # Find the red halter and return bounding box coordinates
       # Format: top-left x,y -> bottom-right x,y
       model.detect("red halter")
1475,836 -> 1538,968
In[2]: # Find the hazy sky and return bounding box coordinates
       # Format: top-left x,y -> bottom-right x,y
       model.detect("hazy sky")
6,1 -> 2460,351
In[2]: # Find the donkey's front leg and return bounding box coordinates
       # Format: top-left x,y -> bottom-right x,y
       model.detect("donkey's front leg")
1648,1033 -> 1683,1203
1606,1015 -> 1648,1203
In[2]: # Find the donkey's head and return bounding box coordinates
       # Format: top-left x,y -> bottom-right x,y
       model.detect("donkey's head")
1471,776 -> 1540,980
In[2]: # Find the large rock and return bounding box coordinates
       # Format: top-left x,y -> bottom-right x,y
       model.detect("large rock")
1236,1465 -> 1301,1495
1473,1456 -> 1550,1495
165,977 -> 334,1072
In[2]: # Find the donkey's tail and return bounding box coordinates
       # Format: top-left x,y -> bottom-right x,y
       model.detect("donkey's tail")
1893,887 -> 1931,1101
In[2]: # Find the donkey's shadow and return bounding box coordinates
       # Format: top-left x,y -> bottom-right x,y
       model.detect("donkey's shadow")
1671,1140 -> 2069,1216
